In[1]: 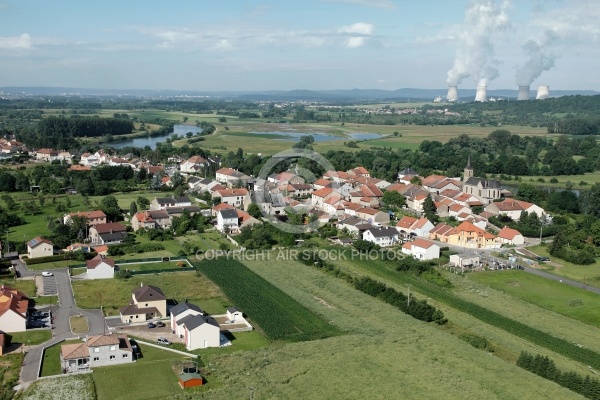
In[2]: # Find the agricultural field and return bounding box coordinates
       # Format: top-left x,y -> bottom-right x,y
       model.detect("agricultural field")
179,257 -> 582,399
22,373 -> 96,400
194,259 -> 341,342
72,271 -> 229,316
527,244 -> 600,285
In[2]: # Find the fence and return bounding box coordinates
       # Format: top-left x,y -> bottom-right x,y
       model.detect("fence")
129,267 -> 195,276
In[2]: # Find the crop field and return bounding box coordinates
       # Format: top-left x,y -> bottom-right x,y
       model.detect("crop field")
194,259 -> 341,341
468,270 -> 600,328
72,271 -> 229,316
180,257 -> 583,400
527,244 -> 600,285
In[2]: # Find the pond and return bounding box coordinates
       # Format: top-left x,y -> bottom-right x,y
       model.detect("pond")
107,124 -> 203,149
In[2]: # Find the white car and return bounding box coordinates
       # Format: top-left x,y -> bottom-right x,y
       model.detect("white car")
41,271 -> 53,277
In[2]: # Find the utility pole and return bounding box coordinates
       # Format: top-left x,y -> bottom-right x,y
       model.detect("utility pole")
406,284 -> 412,307
5,230 -> 9,257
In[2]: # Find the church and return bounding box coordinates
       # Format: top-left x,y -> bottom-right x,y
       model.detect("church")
461,155 -> 503,204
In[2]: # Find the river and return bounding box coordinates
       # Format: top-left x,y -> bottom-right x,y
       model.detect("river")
107,124 -> 203,149
503,183 -> 582,197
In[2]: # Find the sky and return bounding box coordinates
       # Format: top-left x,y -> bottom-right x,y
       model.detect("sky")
0,0 -> 599,91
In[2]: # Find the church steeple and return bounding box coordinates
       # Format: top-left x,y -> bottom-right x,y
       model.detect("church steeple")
464,152 -> 473,181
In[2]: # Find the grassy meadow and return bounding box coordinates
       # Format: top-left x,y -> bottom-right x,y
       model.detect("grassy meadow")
527,244 -> 600,285
72,271 -> 229,316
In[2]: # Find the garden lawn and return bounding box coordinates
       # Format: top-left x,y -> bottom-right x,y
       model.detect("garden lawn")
41,339 -> 82,377
25,259 -> 74,271
0,278 -> 35,294
469,270 -> 600,328
170,330 -> 269,359
10,329 -> 51,346
527,244 -> 600,285
72,271 -> 229,316
70,315 -> 89,334
32,295 -> 59,306
93,344 -> 188,400
23,374 -> 96,400
0,353 -> 23,394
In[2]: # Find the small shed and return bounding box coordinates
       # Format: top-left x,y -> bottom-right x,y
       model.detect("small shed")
449,253 -> 480,268
227,307 -> 243,322
179,372 -> 204,388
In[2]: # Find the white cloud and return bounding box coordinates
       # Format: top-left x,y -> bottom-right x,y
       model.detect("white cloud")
338,22 -> 374,35
346,37 -> 366,48
0,33 -> 33,50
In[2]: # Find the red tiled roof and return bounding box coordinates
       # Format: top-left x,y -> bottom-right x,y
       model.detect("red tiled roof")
411,238 -> 436,249
86,255 -> 115,269
396,216 -> 417,229
498,226 -> 522,240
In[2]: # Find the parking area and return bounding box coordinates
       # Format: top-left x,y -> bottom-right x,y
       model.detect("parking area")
27,310 -> 51,329
41,275 -> 58,295
115,321 -> 183,345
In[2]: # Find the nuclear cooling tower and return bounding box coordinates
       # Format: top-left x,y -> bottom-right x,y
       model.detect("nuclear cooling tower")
536,85 -> 549,100
517,86 -> 530,101
475,85 -> 488,102
447,86 -> 458,102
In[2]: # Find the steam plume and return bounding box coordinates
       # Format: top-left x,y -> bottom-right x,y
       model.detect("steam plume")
447,0 -> 510,86
515,30 -> 559,86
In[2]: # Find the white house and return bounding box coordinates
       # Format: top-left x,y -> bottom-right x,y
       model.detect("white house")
179,315 -> 221,350
215,168 -> 251,187
217,209 -> 239,233
362,227 -> 398,247
170,302 -> 205,337
180,155 -> 207,173
150,196 -> 192,211
401,238 -> 440,260
26,237 -> 54,259
497,226 -> 525,246
409,217 -> 435,238
85,255 -> 115,279
213,188 -> 249,209
60,334 -> 134,373
227,307 -> 243,322
484,199 -> 546,220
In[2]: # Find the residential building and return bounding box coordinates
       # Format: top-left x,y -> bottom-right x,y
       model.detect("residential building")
120,284 -> 167,324
212,188 -> 249,209
131,210 -> 172,231
497,226 -> 525,245
211,203 -> 235,217
347,166 -> 370,178
396,216 -> 417,234
362,227 -> 399,247
85,255 -> 115,279
484,199 -> 546,220
410,217 -> 435,238
337,216 -> 374,239
217,209 -> 239,233
26,237 -> 54,259
348,184 -> 383,208
0,285 -> 29,332
89,223 -> 127,245
35,148 -> 60,162
64,210 -> 107,227
170,302 -> 205,337
80,152 -> 100,166
285,183 -> 313,198
428,223 -> 455,242
179,315 -> 221,350
60,334 -> 134,373
445,221 -> 499,249
401,238 -> 440,260
449,253 -> 481,269
180,155 -> 207,173
355,207 -> 390,226
398,167 -> 419,182
150,196 -> 192,211
215,168 -> 251,187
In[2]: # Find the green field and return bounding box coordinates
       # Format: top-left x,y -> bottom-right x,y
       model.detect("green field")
0,278 -> 35,294
9,329 -> 51,346
527,244 -> 600,285
177,256 -> 583,399
194,259 -> 341,342
72,271 -> 229,316
468,270 -> 600,328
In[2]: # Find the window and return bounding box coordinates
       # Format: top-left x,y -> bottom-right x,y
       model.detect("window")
94,348 -> 100,353
110,345 -> 116,351
93,357 -> 99,361
135,315 -> 139,319
123,354 -> 129,359
145,303 -> 148,307
110,355 -> 116,360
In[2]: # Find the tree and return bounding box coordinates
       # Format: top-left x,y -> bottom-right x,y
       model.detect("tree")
0,172 -> 16,192
381,190 -> 405,209
170,171 -> 184,187
129,201 -> 138,216
247,203 -> 262,219
136,196 -> 150,210
549,230 -> 567,257
100,195 -> 121,221
1,195 -> 15,210
423,194 -> 438,224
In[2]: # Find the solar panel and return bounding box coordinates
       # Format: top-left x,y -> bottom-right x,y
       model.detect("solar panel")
30,238 -> 39,246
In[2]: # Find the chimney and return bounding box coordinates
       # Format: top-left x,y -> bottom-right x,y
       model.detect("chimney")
536,85 -> 549,100
517,85 -> 530,101
475,85 -> 488,102
140,282 -> 143,287
446,86 -> 458,102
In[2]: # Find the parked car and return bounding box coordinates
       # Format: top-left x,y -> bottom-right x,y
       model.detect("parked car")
147,322 -> 156,329
157,337 -> 171,346
536,256 -> 550,262
156,321 -> 165,328
41,271 -> 53,277
517,265 -> 525,270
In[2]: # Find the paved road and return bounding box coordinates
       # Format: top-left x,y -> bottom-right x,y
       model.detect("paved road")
13,258 -> 34,278
523,265 -> 600,295
19,267 -> 108,384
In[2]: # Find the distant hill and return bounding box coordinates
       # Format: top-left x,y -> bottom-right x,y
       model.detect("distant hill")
1,86 -> 598,101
